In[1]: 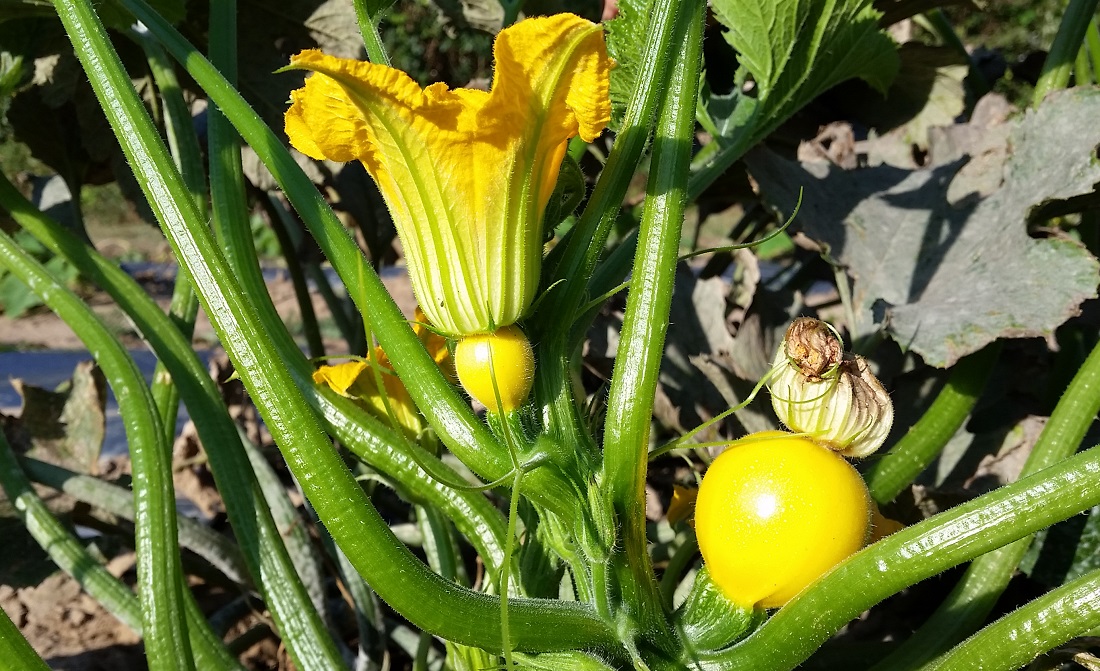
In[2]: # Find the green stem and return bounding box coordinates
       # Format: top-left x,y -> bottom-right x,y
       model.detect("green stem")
352,0 -> 391,66
0,227 -> 194,670
600,2 -> 703,640
132,26 -> 204,449
869,338 -> 1100,671
866,343 -> 1000,504
534,0 -> 685,333
698,442 -> 1100,670
929,567 -> 1100,670
208,0 -> 273,330
500,469 -> 525,669
1033,0 -> 1100,105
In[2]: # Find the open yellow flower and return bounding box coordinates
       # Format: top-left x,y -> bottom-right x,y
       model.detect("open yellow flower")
285,14 -> 612,336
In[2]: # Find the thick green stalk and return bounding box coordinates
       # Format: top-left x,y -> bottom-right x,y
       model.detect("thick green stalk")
866,343 -> 1000,503
118,0 -> 527,496
600,3 -> 704,641
352,0 -> 391,66
0,600 -> 48,671
696,443 -> 1100,671
1087,19 -> 1100,79
0,170 -> 345,671
1033,0 -> 1100,104
133,27 -> 204,449
928,567 -> 1100,670
0,228 -> 193,670
869,338 -> 1100,671
0,433 -> 244,670
535,0 -> 684,331
208,0 -> 275,337
57,0 -> 615,650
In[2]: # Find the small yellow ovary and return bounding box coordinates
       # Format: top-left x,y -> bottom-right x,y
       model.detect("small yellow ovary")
454,325 -> 535,413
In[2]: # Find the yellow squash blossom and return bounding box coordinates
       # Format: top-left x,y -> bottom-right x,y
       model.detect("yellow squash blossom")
285,14 -> 612,336
313,311 -> 455,438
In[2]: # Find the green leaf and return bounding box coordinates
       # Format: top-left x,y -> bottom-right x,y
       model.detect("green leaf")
713,0 -> 897,100
745,88 -> 1100,367
691,0 -> 900,200
604,0 -> 648,126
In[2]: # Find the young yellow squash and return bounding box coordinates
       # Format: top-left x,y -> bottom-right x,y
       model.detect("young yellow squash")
694,432 -> 871,609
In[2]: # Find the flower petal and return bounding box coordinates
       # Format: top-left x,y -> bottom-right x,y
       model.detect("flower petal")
312,360 -> 370,397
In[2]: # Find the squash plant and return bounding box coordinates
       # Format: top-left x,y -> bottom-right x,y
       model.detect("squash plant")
1,0 -> 1099,669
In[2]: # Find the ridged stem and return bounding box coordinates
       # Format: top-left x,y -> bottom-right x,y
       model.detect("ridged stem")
1033,0 -> 1100,104
929,567 -> 1100,670
600,1 -> 704,643
866,343 -> 1000,503
869,338 -> 1100,671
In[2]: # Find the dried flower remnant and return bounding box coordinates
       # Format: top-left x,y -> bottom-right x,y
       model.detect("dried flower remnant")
769,318 -> 894,458
783,317 -> 843,380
